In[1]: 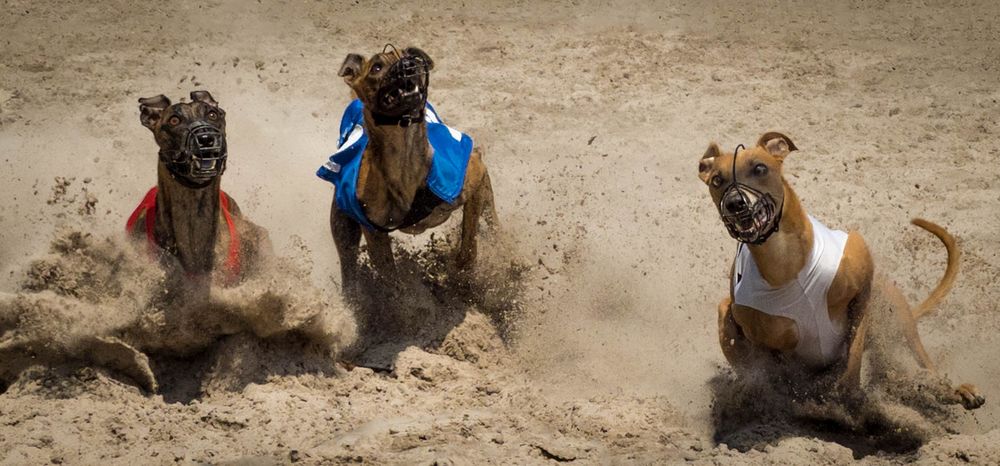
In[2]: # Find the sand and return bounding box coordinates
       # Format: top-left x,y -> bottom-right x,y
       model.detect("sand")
1,0 -> 999,463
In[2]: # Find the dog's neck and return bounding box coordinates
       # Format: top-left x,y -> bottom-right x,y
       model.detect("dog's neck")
746,180 -> 813,287
154,163 -> 221,276
360,109 -> 432,217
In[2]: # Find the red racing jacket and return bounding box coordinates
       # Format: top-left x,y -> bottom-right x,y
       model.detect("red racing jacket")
125,187 -> 242,283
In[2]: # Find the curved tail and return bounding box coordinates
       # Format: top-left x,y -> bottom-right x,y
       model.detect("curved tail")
910,218 -> 961,320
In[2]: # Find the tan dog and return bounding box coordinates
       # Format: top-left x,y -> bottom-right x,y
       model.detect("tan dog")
129,91 -> 269,293
329,47 -> 496,294
698,131 -> 983,410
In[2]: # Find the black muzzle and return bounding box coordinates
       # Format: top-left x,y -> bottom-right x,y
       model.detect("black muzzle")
373,52 -> 430,126
719,144 -> 782,245
161,123 -> 227,186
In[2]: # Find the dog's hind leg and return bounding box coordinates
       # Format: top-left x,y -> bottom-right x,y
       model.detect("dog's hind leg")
479,171 -> 499,233
456,179 -> 489,270
884,281 -> 937,372
331,198 -> 362,295
884,280 -> 985,409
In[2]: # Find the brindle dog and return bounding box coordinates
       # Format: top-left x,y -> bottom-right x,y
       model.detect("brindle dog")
331,47 -> 497,294
131,90 -> 269,295
0,92 -> 271,394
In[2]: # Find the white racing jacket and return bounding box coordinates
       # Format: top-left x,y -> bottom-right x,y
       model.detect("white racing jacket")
732,215 -> 850,368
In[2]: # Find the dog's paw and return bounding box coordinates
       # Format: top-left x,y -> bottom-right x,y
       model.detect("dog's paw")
955,383 -> 985,410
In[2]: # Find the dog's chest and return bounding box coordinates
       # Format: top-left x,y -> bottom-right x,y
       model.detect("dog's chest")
356,160 -> 425,227
356,152 -> 458,231
317,99 -> 474,232
730,216 -> 851,368
128,187 -> 243,283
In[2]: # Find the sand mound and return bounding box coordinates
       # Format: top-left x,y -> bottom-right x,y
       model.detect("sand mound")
0,226 -> 357,397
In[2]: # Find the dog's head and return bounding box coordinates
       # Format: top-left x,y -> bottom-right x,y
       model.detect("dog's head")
338,46 -> 434,124
138,91 -> 228,187
698,132 -> 797,244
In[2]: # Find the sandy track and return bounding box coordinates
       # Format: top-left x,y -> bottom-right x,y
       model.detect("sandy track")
1,0 -> 999,463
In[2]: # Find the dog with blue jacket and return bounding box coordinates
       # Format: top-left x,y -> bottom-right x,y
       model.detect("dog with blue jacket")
318,46 -> 497,295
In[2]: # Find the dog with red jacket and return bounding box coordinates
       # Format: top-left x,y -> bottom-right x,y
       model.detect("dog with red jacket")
128,90 -> 269,295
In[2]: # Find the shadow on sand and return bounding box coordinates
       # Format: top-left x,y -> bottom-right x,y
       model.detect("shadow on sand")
708,342 -> 963,459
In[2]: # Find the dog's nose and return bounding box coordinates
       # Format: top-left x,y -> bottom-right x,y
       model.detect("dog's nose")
724,196 -> 747,213
197,134 -> 214,148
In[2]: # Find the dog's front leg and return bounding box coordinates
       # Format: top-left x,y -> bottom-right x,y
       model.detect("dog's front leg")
331,199 -> 362,295
718,297 -> 752,371
362,230 -> 397,280
836,312 -> 869,391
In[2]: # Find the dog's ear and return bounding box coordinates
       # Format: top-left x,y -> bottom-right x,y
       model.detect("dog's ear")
190,90 -> 219,107
757,132 -> 798,160
699,142 -> 721,183
404,47 -> 434,70
138,94 -> 171,130
338,53 -> 365,83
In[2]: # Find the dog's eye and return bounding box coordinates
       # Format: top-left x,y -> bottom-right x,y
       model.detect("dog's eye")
753,164 -> 768,177
168,116 -> 181,126
710,175 -> 723,188
207,111 -> 218,121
